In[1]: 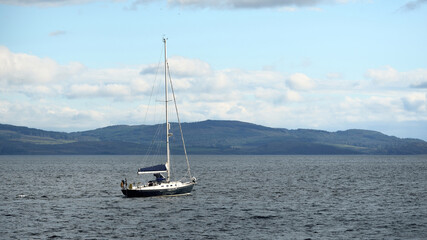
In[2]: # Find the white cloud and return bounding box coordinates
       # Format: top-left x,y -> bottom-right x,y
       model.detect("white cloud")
130,78 -> 152,94
67,83 -> 133,99
0,46 -> 59,84
141,56 -> 212,77
0,0 -> 358,8
0,0 -> 97,7
0,46 -> 146,100
0,100 -> 107,131
102,84 -> 131,97
254,87 -> 302,104
68,84 -> 100,98
254,87 -> 281,102
365,66 -> 427,87
326,72 -> 343,80
168,56 -> 212,77
0,46 -> 85,87
128,0 -> 355,9
286,73 -> 315,91
174,0 -> 349,9
401,93 -> 427,112
365,66 -> 399,84
285,89 -> 303,102
338,96 -> 401,122
399,0 -> 427,11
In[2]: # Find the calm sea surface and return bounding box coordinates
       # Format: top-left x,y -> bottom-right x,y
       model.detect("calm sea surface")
1,155 -> 426,239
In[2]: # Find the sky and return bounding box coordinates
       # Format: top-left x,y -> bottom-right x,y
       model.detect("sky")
0,0 -> 426,140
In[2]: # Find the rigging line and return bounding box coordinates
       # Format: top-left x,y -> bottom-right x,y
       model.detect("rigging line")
142,46 -> 164,125
142,45 -> 164,161
142,116 -> 161,162
166,62 -> 192,179
143,123 -> 163,161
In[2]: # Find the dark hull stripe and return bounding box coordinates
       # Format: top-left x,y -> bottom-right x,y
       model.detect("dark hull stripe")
122,183 -> 195,198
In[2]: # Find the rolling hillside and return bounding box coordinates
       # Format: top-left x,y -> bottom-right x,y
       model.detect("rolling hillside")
1,120 -> 427,155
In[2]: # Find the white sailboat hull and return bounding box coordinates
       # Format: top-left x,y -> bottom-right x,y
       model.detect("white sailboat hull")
122,181 -> 195,197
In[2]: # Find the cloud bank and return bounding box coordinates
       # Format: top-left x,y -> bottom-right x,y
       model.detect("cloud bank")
0,0 -> 97,7
0,0 -> 351,8
365,66 -> 427,88
129,0 -> 351,9
167,0 -> 331,9
1,46 -> 427,139
400,0 -> 427,11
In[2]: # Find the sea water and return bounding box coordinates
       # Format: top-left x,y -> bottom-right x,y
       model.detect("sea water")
0,155 -> 426,239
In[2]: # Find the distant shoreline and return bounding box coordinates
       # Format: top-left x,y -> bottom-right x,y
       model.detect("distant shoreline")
1,120 -> 427,155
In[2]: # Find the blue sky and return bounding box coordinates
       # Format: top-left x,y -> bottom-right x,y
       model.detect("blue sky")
1,0 -> 426,140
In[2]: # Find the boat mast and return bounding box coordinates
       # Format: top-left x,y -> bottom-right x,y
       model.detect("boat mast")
164,37 -> 171,182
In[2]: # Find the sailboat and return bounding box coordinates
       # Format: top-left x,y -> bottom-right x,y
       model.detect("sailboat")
121,38 -> 196,197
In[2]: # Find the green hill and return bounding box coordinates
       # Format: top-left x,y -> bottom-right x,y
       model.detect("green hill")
1,120 -> 426,155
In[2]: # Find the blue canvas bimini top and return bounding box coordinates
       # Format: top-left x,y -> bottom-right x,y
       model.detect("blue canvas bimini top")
137,164 -> 167,174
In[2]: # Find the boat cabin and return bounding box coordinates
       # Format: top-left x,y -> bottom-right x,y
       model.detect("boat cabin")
147,173 -> 167,186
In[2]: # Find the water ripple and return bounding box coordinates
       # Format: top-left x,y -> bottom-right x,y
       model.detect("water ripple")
0,155 -> 426,239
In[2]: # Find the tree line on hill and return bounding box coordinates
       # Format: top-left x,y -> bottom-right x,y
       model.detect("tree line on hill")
1,120 -> 427,155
